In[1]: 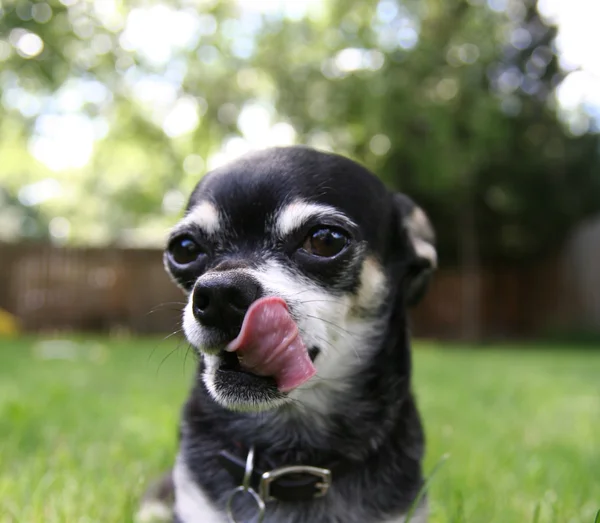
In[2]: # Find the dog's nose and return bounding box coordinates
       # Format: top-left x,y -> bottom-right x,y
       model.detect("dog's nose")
192,272 -> 261,330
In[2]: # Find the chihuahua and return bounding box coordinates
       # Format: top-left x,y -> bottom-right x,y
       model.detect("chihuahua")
140,146 -> 436,523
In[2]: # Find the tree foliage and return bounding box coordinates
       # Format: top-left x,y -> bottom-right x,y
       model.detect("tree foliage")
0,0 -> 599,264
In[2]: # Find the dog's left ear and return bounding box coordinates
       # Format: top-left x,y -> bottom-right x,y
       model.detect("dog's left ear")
392,193 -> 437,306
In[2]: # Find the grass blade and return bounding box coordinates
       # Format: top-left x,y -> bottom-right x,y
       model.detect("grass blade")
451,491 -> 465,523
531,502 -> 541,523
404,453 -> 450,523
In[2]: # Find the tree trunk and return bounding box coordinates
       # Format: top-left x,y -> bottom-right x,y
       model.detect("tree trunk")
460,176 -> 481,342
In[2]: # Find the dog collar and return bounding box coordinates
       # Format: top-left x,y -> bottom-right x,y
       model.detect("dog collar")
218,445 -> 351,503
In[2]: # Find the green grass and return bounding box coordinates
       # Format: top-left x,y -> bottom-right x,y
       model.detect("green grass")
0,336 -> 599,523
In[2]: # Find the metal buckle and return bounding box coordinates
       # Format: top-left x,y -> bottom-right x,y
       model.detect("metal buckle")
226,447 -> 266,523
259,466 -> 332,502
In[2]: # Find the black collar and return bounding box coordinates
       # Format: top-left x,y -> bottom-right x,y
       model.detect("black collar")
218,446 -> 355,503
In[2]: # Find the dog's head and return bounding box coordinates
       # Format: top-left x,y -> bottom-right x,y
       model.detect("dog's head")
164,147 -> 436,412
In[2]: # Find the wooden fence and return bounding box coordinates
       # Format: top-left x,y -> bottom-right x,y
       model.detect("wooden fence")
0,244 -> 183,334
0,242 -> 593,340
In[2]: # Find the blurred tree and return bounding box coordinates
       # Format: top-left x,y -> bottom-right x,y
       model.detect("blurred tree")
0,0 -> 238,244
251,0 -> 600,264
0,0 -> 599,268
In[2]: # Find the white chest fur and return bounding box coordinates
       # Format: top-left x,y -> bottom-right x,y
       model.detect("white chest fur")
173,455 -> 224,523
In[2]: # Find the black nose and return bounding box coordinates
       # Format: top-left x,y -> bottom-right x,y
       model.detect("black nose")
192,272 -> 261,331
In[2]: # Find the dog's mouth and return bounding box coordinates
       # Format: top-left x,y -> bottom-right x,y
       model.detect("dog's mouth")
207,345 -> 320,411
203,297 -> 321,410
221,296 -> 317,392
218,347 -> 320,378
217,350 -> 278,384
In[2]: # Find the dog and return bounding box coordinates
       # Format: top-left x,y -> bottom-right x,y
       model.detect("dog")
138,146 -> 437,523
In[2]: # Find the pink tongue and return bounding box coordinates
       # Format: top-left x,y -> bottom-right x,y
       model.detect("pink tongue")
225,297 -> 316,392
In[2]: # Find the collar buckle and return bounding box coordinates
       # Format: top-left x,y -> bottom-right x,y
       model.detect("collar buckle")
259,466 -> 332,502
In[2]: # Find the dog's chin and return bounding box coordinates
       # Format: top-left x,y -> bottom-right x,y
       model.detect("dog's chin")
202,351 -> 290,412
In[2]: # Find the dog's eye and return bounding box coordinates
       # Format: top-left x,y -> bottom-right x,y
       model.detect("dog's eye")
169,236 -> 203,265
302,228 -> 348,258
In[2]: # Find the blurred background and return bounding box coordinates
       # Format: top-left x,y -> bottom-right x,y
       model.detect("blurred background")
1,3 -> 600,522
1,0 -> 600,341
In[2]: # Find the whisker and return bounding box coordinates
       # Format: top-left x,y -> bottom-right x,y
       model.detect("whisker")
286,289 -> 316,299
183,341 -> 196,374
311,333 -> 338,353
305,315 -> 356,338
312,332 -> 362,365
147,328 -> 183,363
145,302 -> 187,316
297,299 -> 343,305
156,341 -> 184,376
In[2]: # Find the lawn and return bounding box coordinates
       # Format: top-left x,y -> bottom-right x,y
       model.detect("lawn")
0,336 -> 598,523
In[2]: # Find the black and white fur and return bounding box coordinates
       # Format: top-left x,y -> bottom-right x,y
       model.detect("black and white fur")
139,146 -> 437,523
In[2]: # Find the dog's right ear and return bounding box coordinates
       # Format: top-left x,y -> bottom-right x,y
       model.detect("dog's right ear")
392,193 -> 437,306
